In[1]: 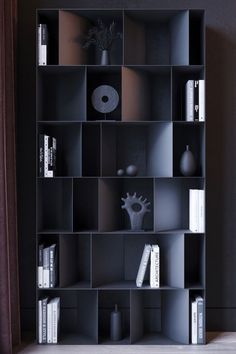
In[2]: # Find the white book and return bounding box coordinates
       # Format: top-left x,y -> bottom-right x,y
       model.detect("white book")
150,245 -> 160,288
191,300 -> 198,344
185,80 -> 194,121
136,244 -> 151,288
38,300 -> 43,343
199,80 -> 205,121
198,190 -> 205,233
43,247 -> 50,288
189,189 -> 199,232
51,297 -> 60,343
47,302 -> 53,343
38,24 -> 47,65
44,135 -> 53,177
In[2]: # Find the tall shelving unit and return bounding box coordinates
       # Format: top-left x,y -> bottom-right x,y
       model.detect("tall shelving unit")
36,8 -> 205,345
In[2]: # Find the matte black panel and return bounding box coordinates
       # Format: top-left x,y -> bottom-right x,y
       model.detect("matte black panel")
185,234 -> 205,288
189,10 -> 205,65
38,66 -> 86,121
82,123 -> 100,176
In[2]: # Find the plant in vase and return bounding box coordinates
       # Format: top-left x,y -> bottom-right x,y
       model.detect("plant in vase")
80,19 -> 122,65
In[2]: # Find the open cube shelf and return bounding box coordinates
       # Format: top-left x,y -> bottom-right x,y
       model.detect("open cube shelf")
35,7 -> 206,347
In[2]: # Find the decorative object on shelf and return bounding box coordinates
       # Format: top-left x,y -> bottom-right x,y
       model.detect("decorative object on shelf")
79,19 -> 122,65
180,145 -> 197,176
91,85 -> 119,118
110,304 -> 122,341
117,169 -> 125,176
126,165 -> 138,177
121,193 -> 151,231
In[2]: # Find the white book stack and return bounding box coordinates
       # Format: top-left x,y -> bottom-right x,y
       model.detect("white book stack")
38,297 -> 60,344
189,189 -> 205,233
136,244 -> 160,288
38,24 -> 48,65
185,79 -> 205,121
150,245 -> 160,288
191,296 -> 204,344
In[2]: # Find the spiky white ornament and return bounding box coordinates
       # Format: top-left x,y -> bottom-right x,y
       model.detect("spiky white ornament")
121,192 -> 151,231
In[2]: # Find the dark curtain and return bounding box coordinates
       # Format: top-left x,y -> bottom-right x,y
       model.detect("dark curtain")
0,0 -> 21,353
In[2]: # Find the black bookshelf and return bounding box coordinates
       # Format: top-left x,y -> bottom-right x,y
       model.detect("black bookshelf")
36,8 -> 206,345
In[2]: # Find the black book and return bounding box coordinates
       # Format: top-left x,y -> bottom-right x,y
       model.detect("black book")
49,244 -> 57,288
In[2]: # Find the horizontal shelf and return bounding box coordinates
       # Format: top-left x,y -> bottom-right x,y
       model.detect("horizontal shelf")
37,229 -> 205,235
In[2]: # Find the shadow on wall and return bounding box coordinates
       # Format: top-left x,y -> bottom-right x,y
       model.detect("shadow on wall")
206,26 -> 236,330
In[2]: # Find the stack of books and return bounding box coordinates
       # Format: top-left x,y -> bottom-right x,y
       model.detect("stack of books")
191,296 -> 204,344
38,244 -> 57,288
38,24 -> 48,65
185,80 -> 205,121
136,244 -> 160,288
38,297 -> 60,343
39,134 -> 57,177
189,189 -> 205,233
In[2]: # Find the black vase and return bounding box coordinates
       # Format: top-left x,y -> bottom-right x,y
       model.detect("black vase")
110,304 -> 122,341
180,145 -> 197,176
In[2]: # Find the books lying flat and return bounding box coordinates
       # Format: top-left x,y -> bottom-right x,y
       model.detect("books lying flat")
185,80 -> 205,121
191,296 -> 204,344
189,189 -> 205,233
38,243 -> 57,288
136,244 -> 160,288
38,24 -> 48,65
38,297 -> 60,344
39,134 -> 57,177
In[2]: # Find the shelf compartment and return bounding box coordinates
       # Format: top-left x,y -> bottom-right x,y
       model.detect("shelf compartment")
59,234 -> 91,288
59,10 -> 123,65
92,233 -> 184,289
130,289 -> 189,344
38,122 -> 82,177
37,178 -> 73,232
101,123 -> 172,177
73,178 -> 98,232
37,66 -> 86,122
185,234 -> 205,289
37,10 -> 58,65
87,66 -> 121,121
154,178 -> 204,232
172,66 -> 204,122
98,290 -> 130,344
122,66 -> 171,121
82,123 -> 101,176
99,178 -> 154,232
38,290 -> 98,344
124,10 -> 189,65
189,10 -> 205,65
173,123 -> 205,176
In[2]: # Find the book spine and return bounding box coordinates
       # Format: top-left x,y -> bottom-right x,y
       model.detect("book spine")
136,244 -> 151,287
47,302 -> 52,343
189,189 -> 199,232
191,300 -> 197,344
52,137 -> 56,176
42,298 -> 48,343
49,244 -> 56,288
43,247 -> 50,288
38,25 -> 42,66
44,135 -> 53,177
41,24 -> 47,66
150,245 -> 160,288
199,190 -> 205,233
185,80 -> 194,121
39,134 -> 44,177
38,244 -> 44,288
52,299 -> 60,343
194,80 -> 199,121
38,300 -> 42,343
199,80 -> 205,121
197,297 -> 204,344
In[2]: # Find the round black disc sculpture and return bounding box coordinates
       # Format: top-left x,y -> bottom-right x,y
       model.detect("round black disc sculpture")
91,85 -> 119,114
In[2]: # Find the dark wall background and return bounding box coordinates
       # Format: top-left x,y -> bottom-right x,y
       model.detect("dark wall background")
17,0 -> 236,333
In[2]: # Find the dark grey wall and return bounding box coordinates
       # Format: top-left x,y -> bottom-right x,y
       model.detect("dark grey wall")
17,0 -> 236,332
